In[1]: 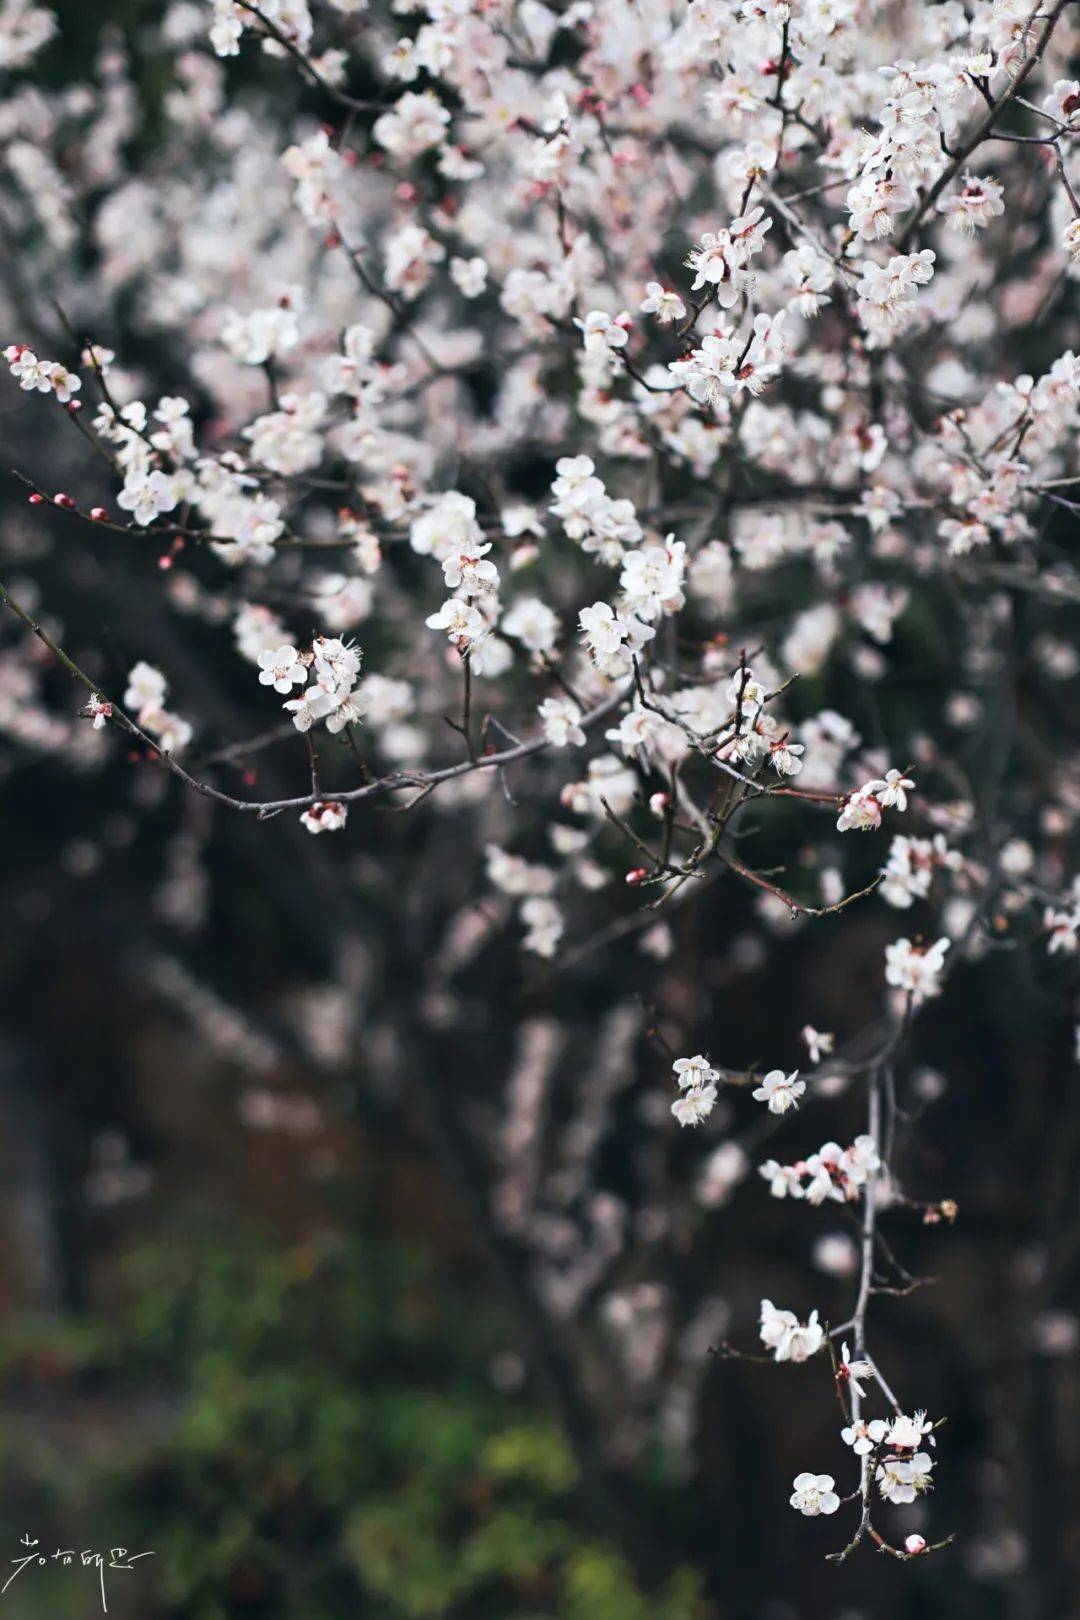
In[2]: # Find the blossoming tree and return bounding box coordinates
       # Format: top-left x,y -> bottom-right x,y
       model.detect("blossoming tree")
1,0 -> 1078,1592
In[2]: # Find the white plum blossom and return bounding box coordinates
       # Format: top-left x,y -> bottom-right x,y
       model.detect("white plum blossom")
761,1136 -> 881,1205
842,1417 -> 887,1456
520,896 -> 563,958
502,597 -> 559,653
123,660 -> 192,754
877,1452 -> 934,1505
639,283 -> 686,323
758,1159 -> 806,1200
884,937 -> 950,1004
538,696 -> 585,749
257,645 -> 307,695
886,1410 -> 937,1451
284,686 -> 336,733
751,1069 -> 806,1115
117,470 -> 181,526
124,661 -> 167,716
838,772 -> 913,833
450,256 -> 488,298
5,345 -> 81,400
426,598 -> 488,651
937,174 -> 1005,234
671,1084 -> 718,1128
867,770 -> 915,811
373,91 -> 450,158
673,1055 -> 719,1091
575,309 -> 631,358
838,1342 -> 874,1400
759,1300 -> 825,1362
671,1054 -> 720,1127
802,1026 -> 834,1063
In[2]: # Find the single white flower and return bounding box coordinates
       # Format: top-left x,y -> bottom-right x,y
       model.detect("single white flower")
802,1026 -> 835,1063
673,1054 -> 720,1090
257,644 -> 307,695
864,768 -> 915,811
841,1417 -> 887,1456
752,1068 -> 806,1115
790,1473 -> 840,1516
671,1084 -> 718,1127
838,1341 -> 874,1400
876,1451 -> 933,1505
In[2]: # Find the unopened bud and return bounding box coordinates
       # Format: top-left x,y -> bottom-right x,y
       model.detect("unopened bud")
625,867 -> 648,886
904,1535 -> 927,1555
53,492 -> 75,508
27,492 -> 45,505
648,792 -> 670,818
90,507 -> 110,522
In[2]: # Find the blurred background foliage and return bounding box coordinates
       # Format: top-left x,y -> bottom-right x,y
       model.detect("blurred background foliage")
0,1230 -> 705,1620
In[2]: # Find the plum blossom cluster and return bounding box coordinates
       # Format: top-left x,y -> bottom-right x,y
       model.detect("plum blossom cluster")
258,634 -> 364,740
884,937 -> 951,1005
759,1135 -> 882,1205
837,771 -> 916,833
5,344 -> 81,403
759,1299 -> 825,1364
123,661 -> 192,755
840,1407 -> 938,1504
670,1054 -> 720,1128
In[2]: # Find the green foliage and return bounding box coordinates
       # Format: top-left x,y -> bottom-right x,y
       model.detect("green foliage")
0,1232 -> 708,1620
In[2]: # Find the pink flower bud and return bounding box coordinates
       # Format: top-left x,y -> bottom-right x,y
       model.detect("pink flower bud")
27,492 -> 44,505
53,492 -> 75,508
648,792 -> 670,818
625,867 -> 648,886
904,1534 -> 927,1555
90,507 -> 110,522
